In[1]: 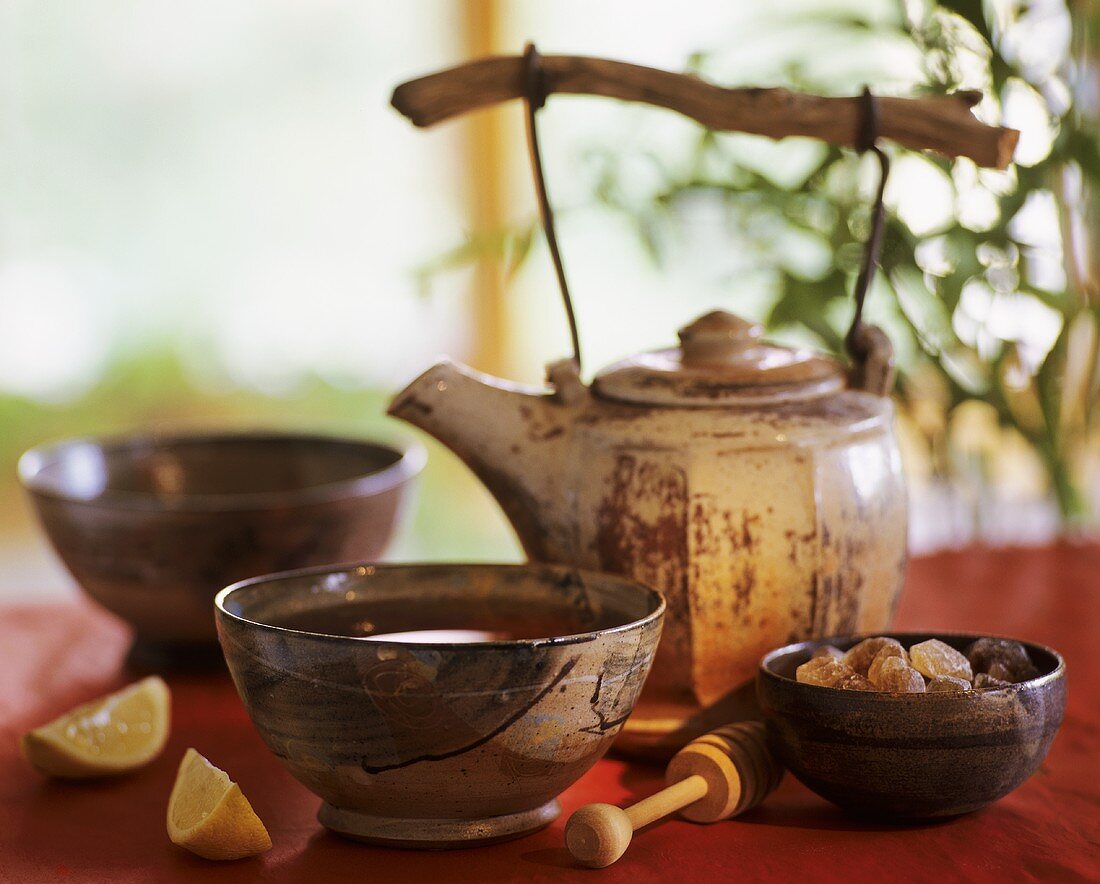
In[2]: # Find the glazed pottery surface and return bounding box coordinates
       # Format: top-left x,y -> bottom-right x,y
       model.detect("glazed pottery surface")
215,563 -> 664,848
20,432 -> 423,661
757,632 -> 1066,819
390,310 -> 907,756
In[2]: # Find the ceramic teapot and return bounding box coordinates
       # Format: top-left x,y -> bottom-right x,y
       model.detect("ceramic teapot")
388,48 -> 1013,756
389,312 -> 906,756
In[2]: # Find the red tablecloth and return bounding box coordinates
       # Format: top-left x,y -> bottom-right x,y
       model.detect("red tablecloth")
1,546 -> 1098,883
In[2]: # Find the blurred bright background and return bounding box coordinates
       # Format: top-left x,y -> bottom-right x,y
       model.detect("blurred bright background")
1,0 -> 1097,599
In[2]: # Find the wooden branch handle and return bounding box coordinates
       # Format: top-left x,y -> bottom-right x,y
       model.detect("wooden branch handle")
392,54 -> 1018,169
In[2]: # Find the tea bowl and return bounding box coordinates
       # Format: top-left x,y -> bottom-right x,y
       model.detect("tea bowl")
757,632 -> 1065,820
20,431 -> 424,665
215,562 -> 664,848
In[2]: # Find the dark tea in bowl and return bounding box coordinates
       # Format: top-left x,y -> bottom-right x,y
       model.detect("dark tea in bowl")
757,632 -> 1066,820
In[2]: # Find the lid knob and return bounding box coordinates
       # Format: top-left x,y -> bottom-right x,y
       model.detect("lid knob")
591,308 -> 845,406
678,310 -> 763,366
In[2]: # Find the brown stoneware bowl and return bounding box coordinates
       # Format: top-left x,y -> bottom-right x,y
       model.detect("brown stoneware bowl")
215,562 -> 664,848
757,632 -> 1066,820
20,432 -> 424,665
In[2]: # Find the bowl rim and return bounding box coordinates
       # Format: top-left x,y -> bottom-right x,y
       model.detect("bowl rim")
758,630 -> 1066,699
214,561 -> 666,649
17,430 -> 426,512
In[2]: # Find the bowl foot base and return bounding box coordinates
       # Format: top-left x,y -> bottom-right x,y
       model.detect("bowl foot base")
318,799 -> 560,849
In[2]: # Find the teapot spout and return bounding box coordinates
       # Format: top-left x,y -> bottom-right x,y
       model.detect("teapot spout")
387,359 -> 584,559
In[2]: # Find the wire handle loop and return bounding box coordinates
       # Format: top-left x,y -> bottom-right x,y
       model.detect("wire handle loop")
523,42 -> 582,371
845,87 -> 892,382
521,62 -> 892,391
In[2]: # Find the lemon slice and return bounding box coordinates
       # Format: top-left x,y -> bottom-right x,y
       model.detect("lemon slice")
21,676 -> 170,778
167,748 -> 272,860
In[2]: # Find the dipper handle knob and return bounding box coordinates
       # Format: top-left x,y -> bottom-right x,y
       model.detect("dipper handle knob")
565,721 -> 783,869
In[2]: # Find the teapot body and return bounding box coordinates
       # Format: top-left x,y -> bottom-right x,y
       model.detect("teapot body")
544,391 -> 906,756
387,312 -> 908,759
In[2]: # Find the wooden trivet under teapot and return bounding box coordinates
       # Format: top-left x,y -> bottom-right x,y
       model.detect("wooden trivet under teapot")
565,721 -> 783,868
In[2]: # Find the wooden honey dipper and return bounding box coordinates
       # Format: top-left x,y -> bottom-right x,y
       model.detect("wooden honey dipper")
566,721 -> 783,868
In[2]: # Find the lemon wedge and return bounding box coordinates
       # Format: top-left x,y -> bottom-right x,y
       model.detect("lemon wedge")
21,676 -> 170,778
167,748 -> 272,860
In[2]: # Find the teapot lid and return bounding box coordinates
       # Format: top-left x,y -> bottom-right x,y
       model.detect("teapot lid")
591,310 -> 846,406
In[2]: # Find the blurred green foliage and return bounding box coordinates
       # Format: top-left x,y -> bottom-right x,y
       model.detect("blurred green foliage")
611,2 -> 1100,523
